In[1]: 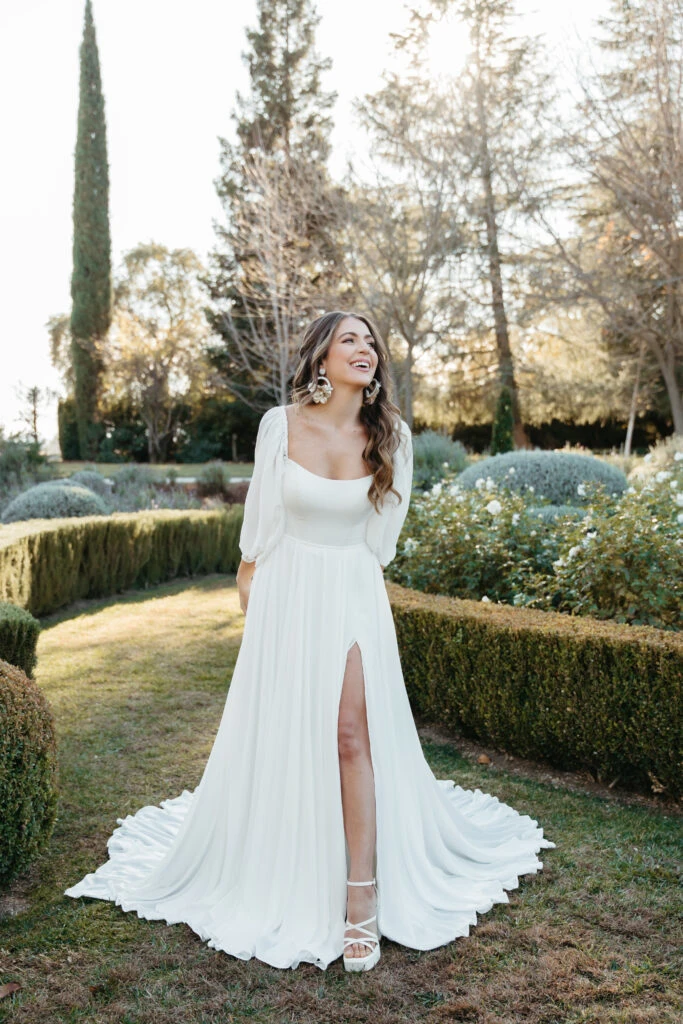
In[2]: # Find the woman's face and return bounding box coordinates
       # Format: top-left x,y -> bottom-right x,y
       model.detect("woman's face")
322,316 -> 379,392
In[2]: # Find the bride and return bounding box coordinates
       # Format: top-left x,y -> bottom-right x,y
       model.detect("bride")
65,310 -> 555,973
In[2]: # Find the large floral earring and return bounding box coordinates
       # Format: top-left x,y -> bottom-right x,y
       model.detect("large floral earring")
362,378 -> 382,405
307,366 -> 333,404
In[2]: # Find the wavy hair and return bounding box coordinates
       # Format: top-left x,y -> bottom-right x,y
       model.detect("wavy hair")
290,311 -> 403,512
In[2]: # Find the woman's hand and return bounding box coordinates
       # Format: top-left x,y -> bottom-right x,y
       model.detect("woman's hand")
236,558 -> 256,615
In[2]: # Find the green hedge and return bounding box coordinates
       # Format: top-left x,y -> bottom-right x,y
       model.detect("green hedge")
0,658 -> 58,889
0,602 -> 40,676
387,582 -> 683,799
1,510 -> 680,800
0,509 -> 243,617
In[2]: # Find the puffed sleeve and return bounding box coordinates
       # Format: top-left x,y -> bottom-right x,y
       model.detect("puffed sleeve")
365,417 -> 413,568
239,406 -> 284,566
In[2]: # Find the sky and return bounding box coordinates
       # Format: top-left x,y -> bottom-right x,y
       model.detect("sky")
0,0 -> 609,446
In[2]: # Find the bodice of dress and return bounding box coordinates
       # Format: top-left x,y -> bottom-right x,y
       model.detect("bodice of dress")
238,404 -> 414,569
282,457 -> 374,546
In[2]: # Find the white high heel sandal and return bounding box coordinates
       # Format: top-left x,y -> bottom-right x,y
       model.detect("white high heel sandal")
343,879 -> 381,972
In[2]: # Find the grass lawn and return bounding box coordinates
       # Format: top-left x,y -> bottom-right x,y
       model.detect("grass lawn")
0,576 -> 680,1023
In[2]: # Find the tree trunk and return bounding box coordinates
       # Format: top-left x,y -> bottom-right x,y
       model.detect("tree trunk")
624,340 -> 645,457
476,82 -> 528,448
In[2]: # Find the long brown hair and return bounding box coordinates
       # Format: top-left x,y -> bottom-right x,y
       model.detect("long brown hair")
290,311 -> 403,512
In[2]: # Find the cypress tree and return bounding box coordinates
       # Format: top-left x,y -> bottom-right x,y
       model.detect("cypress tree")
70,0 -> 112,459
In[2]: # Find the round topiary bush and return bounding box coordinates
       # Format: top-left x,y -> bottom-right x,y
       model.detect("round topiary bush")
0,658 -> 58,889
457,450 -> 628,505
69,468 -> 112,498
412,430 -> 467,490
0,603 -> 40,677
1,482 -> 108,523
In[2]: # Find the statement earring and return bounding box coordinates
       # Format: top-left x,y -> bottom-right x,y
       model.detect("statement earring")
362,378 -> 382,405
307,366 -> 333,404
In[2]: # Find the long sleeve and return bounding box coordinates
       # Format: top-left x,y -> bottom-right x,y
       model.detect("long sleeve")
239,406 -> 285,566
365,418 -> 413,569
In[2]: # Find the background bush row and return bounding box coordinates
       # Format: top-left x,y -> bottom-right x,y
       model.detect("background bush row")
0,509 -> 243,617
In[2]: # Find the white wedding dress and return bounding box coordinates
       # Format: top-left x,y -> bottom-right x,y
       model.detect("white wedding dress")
65,404 -> 555,970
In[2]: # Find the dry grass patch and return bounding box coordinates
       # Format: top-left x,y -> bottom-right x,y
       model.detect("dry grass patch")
0,575 -> 680,1023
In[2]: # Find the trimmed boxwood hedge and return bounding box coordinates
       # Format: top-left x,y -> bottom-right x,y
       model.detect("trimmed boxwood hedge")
386,582 -> 683,799
0,658 -> 58,888
0,602 -> 40,676
0,509 -> 680,800
0,508 -> 243,617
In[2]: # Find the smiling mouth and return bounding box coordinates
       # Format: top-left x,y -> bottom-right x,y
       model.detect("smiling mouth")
350,362 -> 372,372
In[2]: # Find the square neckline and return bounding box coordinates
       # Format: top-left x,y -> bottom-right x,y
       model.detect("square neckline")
281,405 -> 373,483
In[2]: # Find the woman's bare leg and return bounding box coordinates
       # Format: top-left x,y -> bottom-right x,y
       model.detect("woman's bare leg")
338,641 -> 378,959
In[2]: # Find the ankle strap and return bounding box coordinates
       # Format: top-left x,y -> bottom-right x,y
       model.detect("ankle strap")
347,878 -> 376,886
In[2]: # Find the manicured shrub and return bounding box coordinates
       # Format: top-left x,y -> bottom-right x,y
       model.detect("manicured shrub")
1,483 -> 108,524
0,508 -> 243,616
457,450 -> 628,505
0,658 -> 58,889
197,460 -> 232,498
387,581 -> 683,798
69,467 -> 112,498
412,430 -> 467,491
0,603 -> 40,677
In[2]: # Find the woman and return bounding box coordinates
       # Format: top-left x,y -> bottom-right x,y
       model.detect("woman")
65,310 -> 555,973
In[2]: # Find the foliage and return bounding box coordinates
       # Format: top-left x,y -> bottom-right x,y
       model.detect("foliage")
457,449 -> 628,505
389,465 -> 682,630
0,509 -> 243,617
0,658 -> 58,889
522,475 -> 683,629
0,602 -> 40,677
197,461 -> 233,498
57,397 -> 80,460
549,0 -> 683,434
411,429 -> 468,490
388,580 -> 682,798
629,434 -> 683,485
206,0 -> 340,410
0,430 -> 50,492
106,243 -> 211,462
69,467 -> 112,497
491,385 -> 514,454
70,0 -> 112,459
1,483 -> 107,524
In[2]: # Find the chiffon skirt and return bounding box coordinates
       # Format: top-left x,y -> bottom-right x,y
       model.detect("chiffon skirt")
64,530 -> 556,970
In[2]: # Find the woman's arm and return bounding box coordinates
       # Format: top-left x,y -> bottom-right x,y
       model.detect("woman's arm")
236,557 -> 256,614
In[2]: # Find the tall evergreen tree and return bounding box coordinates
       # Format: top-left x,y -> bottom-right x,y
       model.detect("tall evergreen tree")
205,0 -> 340,410
70,0 -> 112,459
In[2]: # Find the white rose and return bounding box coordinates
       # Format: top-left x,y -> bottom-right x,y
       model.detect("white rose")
481,595 -> 491,603
675,492 -> 683,506
511,512 -> 520,525
568,545 -> 581,560
486,499 -> 502,516
577,483 -> 587,497
431,482 -> 442,496
475,477 -> 485,490
675,451 -> 683,461
655,470 -> 671,482
678,512 -> 683,525
507,466 -> 516,475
